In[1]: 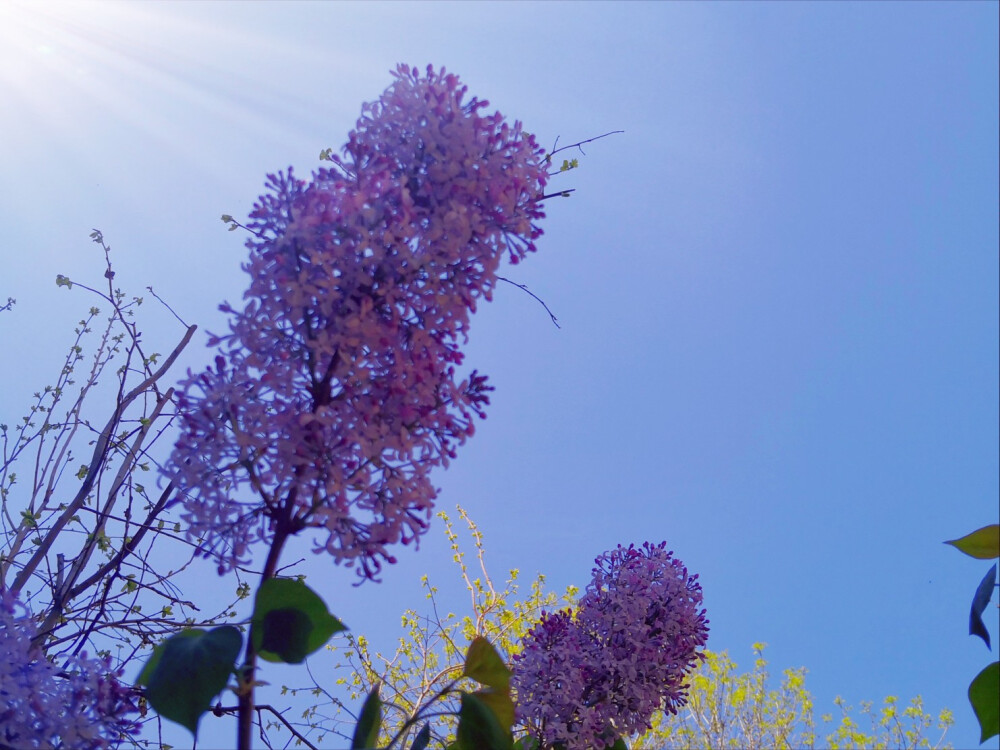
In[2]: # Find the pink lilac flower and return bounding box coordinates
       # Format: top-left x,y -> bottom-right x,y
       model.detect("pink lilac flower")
0,589 -> 139,748
164,65 -> 548,580
512,543 -> 709,750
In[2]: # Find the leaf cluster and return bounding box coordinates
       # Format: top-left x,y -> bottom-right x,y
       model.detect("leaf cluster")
639,645 -> 953,750
944,524 -> 1000,744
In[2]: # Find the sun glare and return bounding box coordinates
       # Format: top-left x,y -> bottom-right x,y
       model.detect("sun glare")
0,0 -> 366,189
0,1 -> 149,144
1,1 -> 116,94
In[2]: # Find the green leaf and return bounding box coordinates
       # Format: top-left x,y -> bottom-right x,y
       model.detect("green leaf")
471,689 -> 514,733
55,275 -> 73,289
259,607 -> 313,663
946,525 -> 1000,559
136,625 -> 242,736
463,636 -> 510,691
456,692 -> 511,750
251,577 -> 346,664
970,564 -> 997,649
410,724 -> 431,750
609,738 -> 630,750
351,683 -> 382,749
969,661 -> 1000,743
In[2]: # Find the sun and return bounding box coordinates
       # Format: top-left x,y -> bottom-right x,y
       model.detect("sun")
0,1 -> 146,138
1,1 -> 113,89
0,0 -> 250,191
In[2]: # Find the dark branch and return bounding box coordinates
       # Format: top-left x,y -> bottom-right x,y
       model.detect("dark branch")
548,130 -> 624,159
497,277 -> 560,329
147,286 -> 189,327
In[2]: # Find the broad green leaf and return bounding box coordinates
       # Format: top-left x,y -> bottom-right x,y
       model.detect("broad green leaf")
471,689 -> 515,733
251,577 -> 346,664
463,636 -> 510,691
259,607 -> 313,663
610,738 -> 630,750
970,564 -> 997,649
351,683 -> 382,750
946,525 -> 1000,560
136,626 -> 242,736
456,692 -> 511,750
969,661 -> 999,743
410,723 -> 431,750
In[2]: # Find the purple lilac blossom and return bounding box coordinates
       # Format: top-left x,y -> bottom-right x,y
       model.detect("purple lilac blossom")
512,542 -> 709,750
164,65 -> 548,580
0,589 -> 139,749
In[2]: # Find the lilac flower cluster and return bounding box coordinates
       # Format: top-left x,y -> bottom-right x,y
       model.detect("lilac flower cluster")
512,542 -> 709,750
164,65 -> 548,580
0,590 -> 139,748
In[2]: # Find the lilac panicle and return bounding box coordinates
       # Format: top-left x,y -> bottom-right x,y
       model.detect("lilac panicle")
512,542 -> 709,749
0,589 -> 139,748
164,65 -> 548,580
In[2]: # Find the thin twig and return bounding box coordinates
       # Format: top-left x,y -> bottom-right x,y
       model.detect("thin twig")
497,277 -> 560,329
214,704 -> 320,750
11,323 -> 196,595
147,286 -> 189,327
538,188 -> 576,200
548,130 -> 624,159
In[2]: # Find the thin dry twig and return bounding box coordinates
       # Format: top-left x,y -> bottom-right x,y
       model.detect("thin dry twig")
548,130 -> 624,159
497,276 -> 560,329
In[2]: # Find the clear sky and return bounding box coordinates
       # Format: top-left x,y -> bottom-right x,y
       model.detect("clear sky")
1,2 -> 997,749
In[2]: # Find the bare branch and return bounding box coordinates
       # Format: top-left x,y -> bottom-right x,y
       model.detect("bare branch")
547,130 -> 624,159
10,324 -> 196,595
147,286 -> 189,328
497,277 -> 560,329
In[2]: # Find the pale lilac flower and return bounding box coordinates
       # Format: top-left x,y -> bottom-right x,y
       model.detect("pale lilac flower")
164,66 -> 548,579
512,543 -> 709,750
0,590 -> 139,748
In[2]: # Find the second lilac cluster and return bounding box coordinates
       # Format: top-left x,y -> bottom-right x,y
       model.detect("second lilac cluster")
512,542 -> 709,749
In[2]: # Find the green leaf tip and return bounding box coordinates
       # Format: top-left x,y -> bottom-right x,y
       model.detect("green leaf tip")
351,683 -> 382,749
969,661 -> 999,743
463,636 -> 510,691
946,525 -> 1000,560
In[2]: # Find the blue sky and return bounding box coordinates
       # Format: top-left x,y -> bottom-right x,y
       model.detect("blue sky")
1,2 -> 997,748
